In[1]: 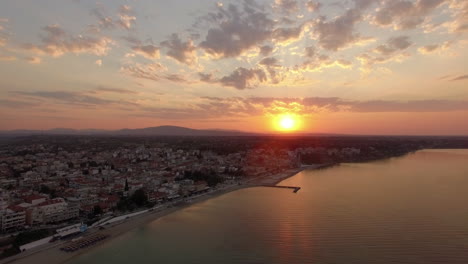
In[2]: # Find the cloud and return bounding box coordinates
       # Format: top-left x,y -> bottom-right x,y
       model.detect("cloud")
131,44 -> 160,59
374,0 -> 448,30
374,36 -> 412,55
199,2 -> 275,58
259,45 -> 274,56
358,35 -> 412,67
219,67 -> 267,89
121,62 -> 189,83
272,24 -> 304,45
312,8 -> 365,51
199,67 -> 269,90
446,0 -> 468,33
417,42 -> 451,54
306,1 -> 322,12
26,56 -> 41,64
0,99 -> 40,108
0,18 -> 10,47
121,62 -> 166,82
305,46 -> 315,57
12,90 -> 138,107
259,57 -> 279,66
160,34 -> 197,65
95,59 -> 102,66
87,4 -> 138,33
0,54 -> 15,61
274,0 -> 299,15
137,96 -> 468,120
449,74 -> 468,81
297,52 -> 352,72
117,5 -> 136,30
23,25 -> 113,57
93,86 -> 137,94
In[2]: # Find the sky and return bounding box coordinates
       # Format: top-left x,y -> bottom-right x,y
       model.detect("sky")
0,0 -> 467,135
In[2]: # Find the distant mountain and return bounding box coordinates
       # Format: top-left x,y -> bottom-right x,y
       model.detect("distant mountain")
0,126 -> 256,137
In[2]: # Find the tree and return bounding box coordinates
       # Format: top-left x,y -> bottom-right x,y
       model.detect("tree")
124,179 -> 129,192
93,205 -> 103,216
131,189 -> 147,207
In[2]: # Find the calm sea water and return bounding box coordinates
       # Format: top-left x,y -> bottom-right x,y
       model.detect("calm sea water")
69,149 -> 468,264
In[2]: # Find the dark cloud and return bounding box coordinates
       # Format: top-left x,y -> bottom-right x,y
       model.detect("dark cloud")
358,35 -> 412,67
131,44 -> 160,59
121,63 -> 165,82
374,0 -> 447,30
164,74 -> 189,83
449,74 -> 468,81
313,9 -> 363,51
121,62 -> 189,83
272,25 -> 304,43
418,43 -> 441,54
12,90 -> 137,107
259,45 -> 274,56
374,35 -> 412,55
160,34 -> 197,65
259,57 -> 279,66
199,2 -> 275,58
121,36 -> 141,45
305,46 -> 315,57
94,86 -> 138,94
23,25 -> 113,57
199,67 -> 269,90
311,0 -> 377,51
219,67 -> 267,89
198,72 -> 215,83
0,99 -> 39,108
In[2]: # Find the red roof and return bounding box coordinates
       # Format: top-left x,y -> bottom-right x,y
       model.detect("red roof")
24,194 -> 47,203
37,198 -> 65,207
7,205 -> 26,212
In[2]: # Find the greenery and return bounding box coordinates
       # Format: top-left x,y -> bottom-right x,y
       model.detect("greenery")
0,229 -> 53,259
93,205 -> 103,216
39,185 -> 57,198
131,189 -> 148,207
117,188 -> 148,212
183,170 -> 224,187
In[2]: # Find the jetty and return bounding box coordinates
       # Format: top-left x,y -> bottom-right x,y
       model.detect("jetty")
261,185 -> 301,193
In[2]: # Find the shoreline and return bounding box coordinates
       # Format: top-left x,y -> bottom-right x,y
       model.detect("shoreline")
0,165 -> 324,264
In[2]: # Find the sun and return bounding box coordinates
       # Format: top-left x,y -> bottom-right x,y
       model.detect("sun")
280,116 -> 295,130
275,114 -> 300,132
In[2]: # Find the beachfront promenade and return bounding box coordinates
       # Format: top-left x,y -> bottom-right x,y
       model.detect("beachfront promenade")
0,165 -> 328,264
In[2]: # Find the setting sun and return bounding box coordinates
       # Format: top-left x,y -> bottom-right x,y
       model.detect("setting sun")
275,114 -> 300,132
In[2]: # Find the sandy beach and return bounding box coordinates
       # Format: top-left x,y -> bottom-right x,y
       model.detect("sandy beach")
0,166 -> 319,264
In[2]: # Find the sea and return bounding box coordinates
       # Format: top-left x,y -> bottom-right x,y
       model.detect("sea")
69,149 -> 468,264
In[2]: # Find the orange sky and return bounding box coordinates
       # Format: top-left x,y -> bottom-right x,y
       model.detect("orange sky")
0,0 -> 467,135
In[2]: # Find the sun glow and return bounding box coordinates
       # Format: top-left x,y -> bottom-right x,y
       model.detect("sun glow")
274,114 -> 301,132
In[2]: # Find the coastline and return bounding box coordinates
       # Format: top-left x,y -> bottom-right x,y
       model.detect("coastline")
0,165 -> 324,264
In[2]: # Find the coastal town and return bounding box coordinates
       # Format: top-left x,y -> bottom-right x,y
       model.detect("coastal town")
0,135 -> 466,262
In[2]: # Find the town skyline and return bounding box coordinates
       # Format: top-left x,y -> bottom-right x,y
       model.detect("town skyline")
0,0 -> 467,135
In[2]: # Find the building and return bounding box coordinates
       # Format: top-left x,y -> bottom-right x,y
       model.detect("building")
26,198 -> 79,226
1,205 -> 26,232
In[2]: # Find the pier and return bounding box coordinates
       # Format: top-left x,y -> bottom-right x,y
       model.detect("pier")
261,185 -> 301,193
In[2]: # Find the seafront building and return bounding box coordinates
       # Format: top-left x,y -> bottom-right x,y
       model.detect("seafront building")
0,141 -> 366,235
